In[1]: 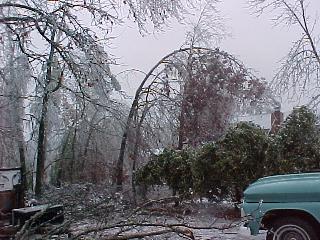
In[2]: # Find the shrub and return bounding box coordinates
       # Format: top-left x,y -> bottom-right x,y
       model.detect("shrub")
192,143 -> 227,201
136,107 -> 320,203
276,106 -> 320,172
216,122 -> 271,202
136,149 -> 194,197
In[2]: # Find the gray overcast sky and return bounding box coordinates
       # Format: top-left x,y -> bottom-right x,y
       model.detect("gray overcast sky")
110,0 -> 320,109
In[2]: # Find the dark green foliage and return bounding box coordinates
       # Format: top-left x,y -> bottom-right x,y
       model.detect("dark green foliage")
136,149 -> 194,196
216,122 -> 271,202
162,149 -> 194,196
136,107 -> 320,202
192,143 -> 227,200
135,157 -> 163,187
263,136 -> 283,175
137,123 -> 271,202
276,106 -> 320,172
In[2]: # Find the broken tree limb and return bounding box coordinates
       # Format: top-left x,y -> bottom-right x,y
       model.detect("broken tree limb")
70,219 -> 246,240
103,227 -> 194,240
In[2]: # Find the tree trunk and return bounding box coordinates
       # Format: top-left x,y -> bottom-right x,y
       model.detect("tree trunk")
70,127 -> 77,183
35,93 -> 49,197
35,30 -> 56,197
6,29 -> 28,191
82,110 -> 98,169
178,103 -> 186,150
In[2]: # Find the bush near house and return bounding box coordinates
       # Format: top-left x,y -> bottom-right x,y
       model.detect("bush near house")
136,106 -> 320,203
275,106 -> 320,172
192,142 -> 228,201
215,122 -> 271,202
136,149 -> 194,198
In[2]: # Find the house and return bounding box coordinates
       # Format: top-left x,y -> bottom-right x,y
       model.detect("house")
235,107 -> 285,134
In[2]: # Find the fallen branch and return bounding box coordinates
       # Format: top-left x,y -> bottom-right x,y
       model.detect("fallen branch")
70,219 -> 245,240
103,227 -> 194,240
15,208 -> 47,240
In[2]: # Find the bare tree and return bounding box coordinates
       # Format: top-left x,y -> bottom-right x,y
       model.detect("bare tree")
0,0 -> 200,195
0,22 -> 29,189
248,0 -> 320,104
0,1 -> 119,196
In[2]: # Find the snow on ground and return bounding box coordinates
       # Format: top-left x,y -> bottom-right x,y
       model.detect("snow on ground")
39,184 -> 267,239
169,203 -> 267,240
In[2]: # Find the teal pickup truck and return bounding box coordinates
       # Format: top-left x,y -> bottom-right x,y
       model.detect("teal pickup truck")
242,172 -> 320,240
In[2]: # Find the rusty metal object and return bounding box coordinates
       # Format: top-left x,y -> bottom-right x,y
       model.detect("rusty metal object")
0,168 -> 25,237
0,167 -> 25,209
0,190 -> 16,214
0,168 -> 65,238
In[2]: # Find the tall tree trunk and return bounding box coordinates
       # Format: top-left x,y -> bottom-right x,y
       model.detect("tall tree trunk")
35,30 -> 56,197
82,110 -> 98,169
56,129 -> 72,186
177,103 -> 186,150
177,49 -> 194,150
6,29 -> 28,191
35,93 -> 49,196
18,142 -> 27,191
70,127 -> 77,183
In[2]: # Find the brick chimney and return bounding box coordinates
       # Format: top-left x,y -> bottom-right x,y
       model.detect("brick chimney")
271,107 -> 283,134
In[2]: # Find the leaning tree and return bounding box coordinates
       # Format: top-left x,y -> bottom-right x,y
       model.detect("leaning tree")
115,46 -> 276,189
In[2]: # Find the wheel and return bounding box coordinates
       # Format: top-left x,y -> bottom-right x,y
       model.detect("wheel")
266,217 -> 318,240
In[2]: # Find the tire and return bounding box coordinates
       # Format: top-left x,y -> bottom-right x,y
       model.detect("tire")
266,217 -> 318,240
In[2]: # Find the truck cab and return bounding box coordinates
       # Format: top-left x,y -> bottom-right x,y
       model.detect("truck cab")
242,172 -> 320,240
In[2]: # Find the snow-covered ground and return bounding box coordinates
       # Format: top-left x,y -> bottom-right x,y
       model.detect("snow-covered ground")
39,184 -> 267,239
193,228 -> 266,240
169,203 -> 267,240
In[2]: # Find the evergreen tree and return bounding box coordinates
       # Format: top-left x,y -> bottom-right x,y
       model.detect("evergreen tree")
276,106 -> 320,172
216,122 -> 270,202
